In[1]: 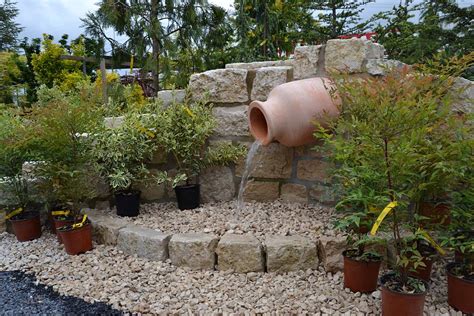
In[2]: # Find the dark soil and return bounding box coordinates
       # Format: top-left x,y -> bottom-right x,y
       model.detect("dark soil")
0,271 -> 122,316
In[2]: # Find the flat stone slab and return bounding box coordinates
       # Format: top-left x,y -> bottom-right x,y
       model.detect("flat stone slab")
169,233 -> 219,270
82,209 -> 128,246
216,234 -> 264,273
317,235 -> 346,273
117,225 -> 171,261
265,235 -> 318,273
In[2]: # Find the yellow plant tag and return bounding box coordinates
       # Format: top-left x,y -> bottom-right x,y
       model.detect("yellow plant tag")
5,207 -> 23,220
184,106 -> 194,118
417,228 -> 446,256
370,201 -> 398,236
72,214 -> 88,230
51,210 -> 71,217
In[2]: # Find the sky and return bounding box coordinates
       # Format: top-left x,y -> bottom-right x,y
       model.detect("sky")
15,0 -> 473,43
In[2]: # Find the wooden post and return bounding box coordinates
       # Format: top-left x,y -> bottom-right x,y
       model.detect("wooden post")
100,58 -> 107,105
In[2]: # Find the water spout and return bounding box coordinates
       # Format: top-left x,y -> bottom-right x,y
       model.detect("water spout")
236,140 -> 262,210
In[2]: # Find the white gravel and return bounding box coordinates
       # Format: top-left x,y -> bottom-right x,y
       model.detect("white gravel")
0,231 -> 461,315
98,201 -> 340,241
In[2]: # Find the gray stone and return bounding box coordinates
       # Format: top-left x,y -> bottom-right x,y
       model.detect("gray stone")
149,149 -> 167,164
309,183 -> 336,205
236,142 -> 293,179
0,178 -> 15,206
212,105 -> 249,137
325,39 -> 385,73
94,200 -> 110,210
216,234 -> 264,273
265,235 -> 319,273
225,60 -> 286,70
251,66 -> 293,101
452,77 -> 474,114
92,175 -> 109,199
364,59 -> 406,76
83,209 -> 129,246
104,116 -> 125,129
280,183 -> 308,204
189,69 -> 248,103
157,89 -> 186,107
168,233 -> 219,270
0,210 -> 6,233
200,166 -> 236,203
292,45 -> 322,79
136,170 -> 165,201
317,235 -> 347,273
243,181 -> 280,202
117,225 -> 171,261
297,160 -> 332,182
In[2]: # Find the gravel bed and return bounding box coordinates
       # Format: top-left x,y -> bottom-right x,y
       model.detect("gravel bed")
0,270 -> 121,316
0,232 -> 462,315
98,201 -> 340,241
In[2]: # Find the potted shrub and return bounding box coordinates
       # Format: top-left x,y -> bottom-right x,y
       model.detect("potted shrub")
154,96 -> 246,210
316,56 -> 470,314
91,112 -> 157,216
335,213 -> 386,293
0,110 -> 42,242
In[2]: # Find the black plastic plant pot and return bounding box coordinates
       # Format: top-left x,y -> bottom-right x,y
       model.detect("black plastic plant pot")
114,190 -> 141,217
175,184 -> 200,210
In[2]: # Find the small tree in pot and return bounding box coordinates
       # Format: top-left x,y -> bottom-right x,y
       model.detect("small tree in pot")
153,96 -> 246,210
91,112 -> 157,216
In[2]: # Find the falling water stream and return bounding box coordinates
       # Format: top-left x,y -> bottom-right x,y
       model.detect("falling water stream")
236,140 -> 262,210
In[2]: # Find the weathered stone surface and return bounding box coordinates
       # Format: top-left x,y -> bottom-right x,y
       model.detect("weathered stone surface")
452,77 -> 474,114
0,210 -> 6,233
295,141 -> 329,158
212,105 -> 249,137
117,225 -> 171,261
292,45 -> 322,79
0,179 -> 15,206
189,69 -> 248,103
280,183 -> 308,204
251,66 -> 293,101
104,116 -> 125,129
92,175 -> 109,199
169,233 -> 219,270
225,60 -> 286,70
317,235 -> 346,273
216,234 -> 264,273
149,149 -> 167,164
325,39 -> 385,73
265,235 -> 318,273
200,166 -> 236,203
83,210 -> 129,246
243,181 -> 279,202
365,59 -> 406,76
157,89 -> 186,107
297,159 -> 331,182
94,200 -> 110,210
236,142 -> 293,179
309,184 -> 336,205
136,169 -> 165,201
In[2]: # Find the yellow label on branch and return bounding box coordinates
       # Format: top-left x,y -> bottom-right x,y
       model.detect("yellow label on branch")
72,214 -> 88,230
370,201 -> 398,236
51,210 -> 71,217
417,228 -> 446,256
5,207 -> 23,220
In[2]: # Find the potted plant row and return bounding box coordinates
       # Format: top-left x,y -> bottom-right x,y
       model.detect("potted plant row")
317,54 -> 473,315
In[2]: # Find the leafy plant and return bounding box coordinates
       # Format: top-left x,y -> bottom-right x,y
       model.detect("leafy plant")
153,96 -> 246,187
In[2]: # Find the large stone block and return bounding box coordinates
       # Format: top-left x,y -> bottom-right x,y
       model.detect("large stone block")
104,116 -> 125,129
84,210 -> 129,246
251,66 -> 293,101
309,183 -> 336,205
216,234 -> 264,273
280,183 -> 308,204
452,77 -> 474,114
364,59 -> 406,76
169,233 -> 219,270
117,225 -> 171,261
157,89 -> 186,107
225,60 -> 286,70
325,39 -> 385,73
236,142 -> 293,179
136,169 -> 165,201
212,105 -> 249,137
265,235 -> 318,273
200,166 -> 236,203
243,181 -> 279,202
292,45 -> 322,79
297,159 -> 331,182
189,69 -> 248,103
317,235 -> 347,273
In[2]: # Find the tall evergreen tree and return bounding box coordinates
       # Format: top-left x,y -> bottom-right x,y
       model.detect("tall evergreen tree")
0,0 -> 23,51
310,0 -> 373,40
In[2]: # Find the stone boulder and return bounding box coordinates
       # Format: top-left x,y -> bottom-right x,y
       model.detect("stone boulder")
243,181 -> 280,202
251,66 -> 293,101
452,77 -> 474,114
212,105 -> 249,137
317,235 -> 347,273
200,166 -> 236,203
325,39 -> 385,73
216,234 -> 264,273
280,183 -> 308,204
265,235 -> 319,273
225,60 -> 286,70
117,225 -> 171,261
82,209 -> 129,246
189,69 -> 248,103
168,233 -> 219,270
104,116 -> 125,129
292,45 -> 322,79
157,89 -> 186,108
365,59 -> 406,76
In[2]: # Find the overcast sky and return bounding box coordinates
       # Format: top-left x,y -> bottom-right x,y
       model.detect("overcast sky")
16,0 -> 473,42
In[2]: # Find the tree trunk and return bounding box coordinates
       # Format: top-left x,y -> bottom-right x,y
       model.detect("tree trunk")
151,0 -> 160,95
